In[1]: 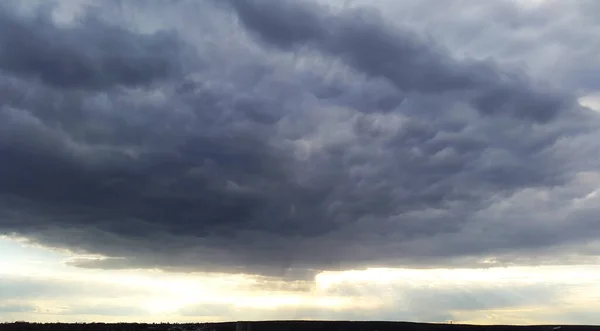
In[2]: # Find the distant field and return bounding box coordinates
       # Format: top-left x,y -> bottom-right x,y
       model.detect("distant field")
1,321 -> 599,331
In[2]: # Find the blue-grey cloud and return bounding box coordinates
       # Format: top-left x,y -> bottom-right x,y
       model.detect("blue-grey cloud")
346,0 -> 600,95
0,0 -> 599,277
0,2 -> 189,90
224,0 -> 573,123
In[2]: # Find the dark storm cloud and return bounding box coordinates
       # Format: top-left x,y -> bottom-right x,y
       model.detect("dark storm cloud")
0,3 -> 187,90
1,0 -> 600,276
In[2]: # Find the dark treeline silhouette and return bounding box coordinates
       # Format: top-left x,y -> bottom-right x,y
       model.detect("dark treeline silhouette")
1,321 -> 599,331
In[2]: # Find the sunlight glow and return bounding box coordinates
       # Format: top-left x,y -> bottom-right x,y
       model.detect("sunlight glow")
2,236 -> 600,323
580,94 -> 600,112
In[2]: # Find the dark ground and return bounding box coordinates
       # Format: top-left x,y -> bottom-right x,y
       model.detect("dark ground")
1,321 -> 598,331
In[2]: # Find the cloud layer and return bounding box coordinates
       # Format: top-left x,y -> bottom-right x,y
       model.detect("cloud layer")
1,0 -> 600,277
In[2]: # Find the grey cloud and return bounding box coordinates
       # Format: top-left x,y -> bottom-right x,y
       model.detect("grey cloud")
225,0 -> 482,93
226,0 -> 574,123
0,0 -> 599,277
0,304 -> 36,313
0,276 -> 152,300
0,3 -> 188,90
348,0 -> 600,94
245,278 -> 316,293
315,281 -> 562,322
325,282 -> 559,313
528,309 -> 600,326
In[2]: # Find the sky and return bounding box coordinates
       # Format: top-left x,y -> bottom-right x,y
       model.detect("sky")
1,0 -> 600,325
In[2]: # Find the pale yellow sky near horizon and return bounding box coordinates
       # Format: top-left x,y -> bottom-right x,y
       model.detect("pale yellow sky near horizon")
2,236 -> 600,325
